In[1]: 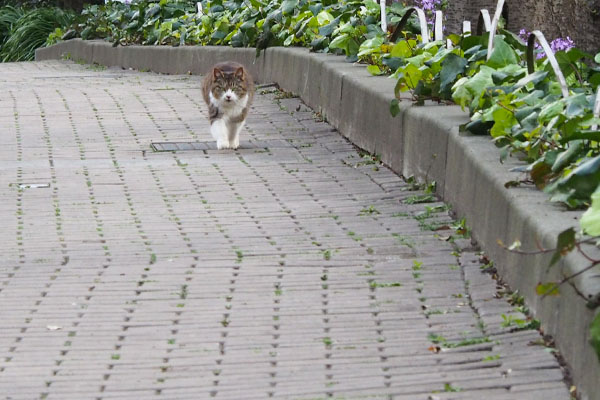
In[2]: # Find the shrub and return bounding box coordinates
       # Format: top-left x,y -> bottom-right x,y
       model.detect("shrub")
0,5 -> 76,61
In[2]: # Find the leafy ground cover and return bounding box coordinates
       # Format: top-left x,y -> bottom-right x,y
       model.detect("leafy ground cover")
41,0 -> 600,362
50,0 -> 422,55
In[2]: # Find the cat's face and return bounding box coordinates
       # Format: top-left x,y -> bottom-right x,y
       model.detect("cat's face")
210,67 -> 249,104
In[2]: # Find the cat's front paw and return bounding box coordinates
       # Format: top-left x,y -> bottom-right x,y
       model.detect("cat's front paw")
216,140 -> 230,150
230,137 -> 240,150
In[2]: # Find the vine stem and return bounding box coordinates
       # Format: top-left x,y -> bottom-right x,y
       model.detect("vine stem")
544,260 -> 600,300
575,241 -> 600,264
498,237 -> 596,255
497,239 -> 554,254
499,237 -> 600,301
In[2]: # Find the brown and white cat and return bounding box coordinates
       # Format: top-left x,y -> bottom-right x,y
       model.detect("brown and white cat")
201,61 -> 254,149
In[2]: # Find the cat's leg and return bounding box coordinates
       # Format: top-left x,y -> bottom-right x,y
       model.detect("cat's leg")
210,119 -> 230,149
227,121 -> 244,150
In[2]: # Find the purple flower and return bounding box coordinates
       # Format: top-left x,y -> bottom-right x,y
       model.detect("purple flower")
550,36 -> 575,53
519,29 -> 528,39
518,29 -> 575,59
415,0 -> 443,12
413,0 -> 444,32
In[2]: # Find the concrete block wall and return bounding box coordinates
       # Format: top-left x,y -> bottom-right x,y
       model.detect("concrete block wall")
36,40 -> 600,399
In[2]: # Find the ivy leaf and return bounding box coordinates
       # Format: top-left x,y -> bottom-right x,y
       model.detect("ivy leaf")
452,66 -> 494,111
498,28 -> 527,52
439,53 -> 468,94
563,130 -> 600,143
357,36 -> 383,57
308,4 -> 322,16
490,106 -> 517,138
363,0 -> 380,13
547,156 -> 600,207
390,99 -> 400,117
564,93 -> 588,118
391,40 -> 412,58
211,30 -> 227,41
461,37 -> 482,52
461,119 -> 494,135
513,71 -> 549,91
552,140 -> 584,173
240,19 -> 257,31
530,157 -> 554,188
382,57 -> 404,70
283,34 -> 294,46
590,73 -> 600,89
145,4 -> 161,19
367,65 -> 382,76
591,312 -> 600,362
452,77 -> 471,110
318,17 -> 339,37
536,282 -> 560,296
329,33 -> 349,50
538,99 -> 565,122
281,0 -> 297,15
402,63 -> 423,89
486,37 -> 518,69
549,227 -> 576,266
316,10 -> 334,25
581,187 -> 600,236
310,37 -> 327,51
566,47 -> 591,63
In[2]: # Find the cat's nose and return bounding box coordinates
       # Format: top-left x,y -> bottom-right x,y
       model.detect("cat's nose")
225,94 -> 232,101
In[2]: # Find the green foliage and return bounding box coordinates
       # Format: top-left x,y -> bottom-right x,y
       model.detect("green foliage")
501,314 -> 541,330
0,5 -> 23,45
549,227 -> 576,266
0,5 -> 75,61
581,187 -> 600,235
535,282 -> 560,296
59,0 -> 414,58
449,38 -> 600,211
427,332 -> 491,348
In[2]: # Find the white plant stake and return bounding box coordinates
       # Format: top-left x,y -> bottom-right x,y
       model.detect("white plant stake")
593,87 -> 600,131
389,7 -> 429,44
434,10 -> 443,42
486,0 -> 505,60
463,20 -> 471,36
527,31 -> 570,98
380,0 -> 387,34
197,2 -> 203,16
479,9 -> 491,32
415,8 -> 429,44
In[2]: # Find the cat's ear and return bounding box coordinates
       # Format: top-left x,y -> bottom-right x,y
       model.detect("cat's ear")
213,68 -> 224,79
234,67 -> 245,79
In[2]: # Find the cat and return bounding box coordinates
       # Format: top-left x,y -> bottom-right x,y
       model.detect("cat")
201,61 -> 254,150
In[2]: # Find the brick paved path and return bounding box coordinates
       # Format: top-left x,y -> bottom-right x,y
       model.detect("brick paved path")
0,61 -> 570,400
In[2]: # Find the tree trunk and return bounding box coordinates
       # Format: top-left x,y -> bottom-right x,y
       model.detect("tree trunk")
435,0 -> 599,53
504,0 -> 599,53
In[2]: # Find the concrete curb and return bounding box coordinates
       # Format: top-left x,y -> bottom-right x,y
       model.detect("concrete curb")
36,39 -> 600,399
